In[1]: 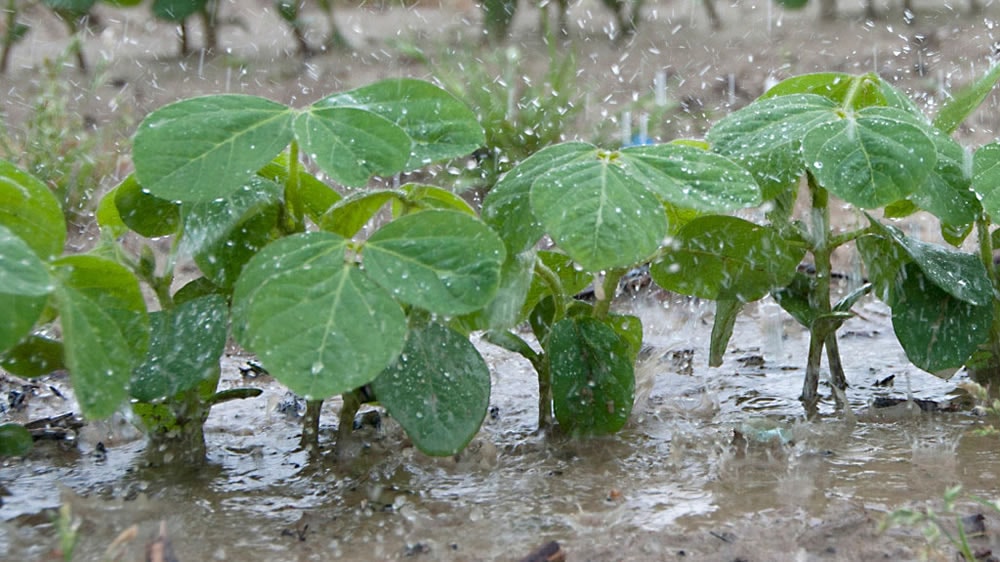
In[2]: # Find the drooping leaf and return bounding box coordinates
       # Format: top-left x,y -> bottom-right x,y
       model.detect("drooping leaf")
134,95 -> 294,202
619,143 -> 761,212
458,249 -> 536,331
0,226 -> 53,353
363,210 -> 506,316
232,232 -> 406,399
892,263 -> 992,376
803,106 -> 936,209
131,295 -> 228,402
529,154 -> 666,271
869,221 -> 991,306
651,215 -> 805,302
319,190 -> 402,237
0,159 -> 65,260
181,176 -> 282,289
0,424 -> 32,457
608,313 -> 644,365
709,299 -> 742,367
0,335 -> 64,378
856,230 -> 912,305
373,323 -> 491,456
907,131 -> 978,227
482,142 -> 592,254
972,141 -> 1000,223
934,63 -> 1000,135
708,94 -> 839,198
112,174 -> 181,238
549,317 -> 634,436
313,78 -> 485,169
52,255 -> 149,363
293,107 -> 411,188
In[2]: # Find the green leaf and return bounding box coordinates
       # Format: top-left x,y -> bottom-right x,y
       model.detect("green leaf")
942,222 -> 974,247
856,231 -> 911,304
0,423 -> 32,457
934,63 -> 1000,134
549,317 -> 634,436
131,295 -> 228,402
313,78 -> 485,170
651,215 -> 805,302
318,190 -> 402,237
44,0 -> 98,15
972,141 -> 1000,223
870,221 -> 991,306
152,0 -> 206,22
0,159 -> 65,260
0,335 -> 64,378
52,255 -> 149,362
95,187 -> 128,239
112,174 -> 181,238
363,210 -> 506,316
619,143 -> 762,212
257,153 -> 342,223
609,313 -> 644,365
182,176 -> 282,289
482,142 -> 592,254
803,106 -> 936,209
761,72 -> 886,109
172,276 -> 224,306
373,323 -> 491,456
708,94 -> 839,198
232,232 -> 406,399
904,129 -> 978,227
772,272 -> 815,328
293,107 -> 411,188
134,95 -> 294,202
530,154 -> 666,271
397,184 -> 476,215
522,250 -> 593,318
0,225 -> 53,353
892,263 -> 992,376
459,249 -> 536,331
709,299 -> 742,367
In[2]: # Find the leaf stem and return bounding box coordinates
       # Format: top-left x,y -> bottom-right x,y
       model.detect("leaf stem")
284,140 -> 306,234
533,259 -> 566,320
828,226 -> 871,249
976,213 -> 1000,364
593,268 -> 626,320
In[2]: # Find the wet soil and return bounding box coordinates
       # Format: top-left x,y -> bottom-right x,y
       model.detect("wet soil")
4,0 -> 1000,560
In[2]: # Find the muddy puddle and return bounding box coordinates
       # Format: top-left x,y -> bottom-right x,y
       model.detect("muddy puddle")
3,290 -> 999,561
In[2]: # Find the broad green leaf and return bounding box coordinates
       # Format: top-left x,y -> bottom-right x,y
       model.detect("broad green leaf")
530,156 -> 666,271
972,141 -> 1000,222
373,323 -> 491,456
363,210 -> 506,316
152,0 -> 206,22
134,95 -> 294,202
181,176 -> 282,289
709,299 -> 742,367
172,277 -> 224,306
892,263 -> 992,376
0,159 -> 65,260
95,187 -> 128,239
549,317 -> 634,436
651,216 -> 805,302
293,107 -> 411,187
772,272 -> 815,328
761,72 -> 886,109
870,221 -> 991,306
482,142 -> 592,254
0,423 -> 32,457
257,153 -> 342,223
52,255 -> 149,362
878,80 -> 927,117
53,286 -> 134,419
313,78 -> 485,169
112,174 -> 181,238
708,94 -> 839,198
232,232 -> 406,399
803,106 -> 936,209
934,63 -> 1000,134
0,335 -> 64,378
131,295 -> 227,402
0,225 -> 53,352
907,131 -> 978,227
883,199 -> 919,219
619,143 -> 761,212
608,313 -> 643,365
856,231 -> 911,304
397,184 -> 476,215
319,190 -> 402,237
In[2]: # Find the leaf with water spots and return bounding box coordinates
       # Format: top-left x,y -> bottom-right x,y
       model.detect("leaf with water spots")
0,159 -> 65,260
373,323 -> 491,456
0,225 -> 53,353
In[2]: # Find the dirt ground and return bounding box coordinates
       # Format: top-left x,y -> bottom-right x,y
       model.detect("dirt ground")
4,0 -> 1000,561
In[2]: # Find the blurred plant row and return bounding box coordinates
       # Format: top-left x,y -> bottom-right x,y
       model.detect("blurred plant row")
3,38 -> 1000,470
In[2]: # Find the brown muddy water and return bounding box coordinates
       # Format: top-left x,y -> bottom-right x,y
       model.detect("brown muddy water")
3,291 -> 1000,561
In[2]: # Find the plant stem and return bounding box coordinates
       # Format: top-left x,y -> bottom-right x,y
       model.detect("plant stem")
300,398 -> 323,453
828,227 -> 871,249
976,213 -> 1000,369
283,140 -> 306,234
802,173 -> 839,407
483,330 -> 553,431
593,268 -> 626,320
533,259 -> 566,320
336,391 -> 362,460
